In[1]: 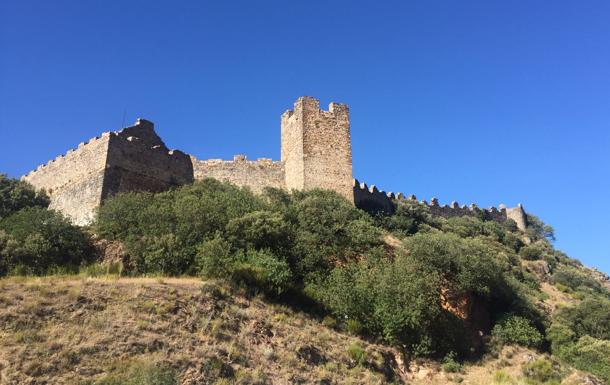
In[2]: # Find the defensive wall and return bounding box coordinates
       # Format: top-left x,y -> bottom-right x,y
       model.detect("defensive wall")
22,96 -> 529,231
23,119 -> 193,225
191,155 -> 285,193
353,179 -> 528,229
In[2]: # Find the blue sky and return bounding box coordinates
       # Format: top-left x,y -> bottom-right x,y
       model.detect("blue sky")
1,1 -> 609,273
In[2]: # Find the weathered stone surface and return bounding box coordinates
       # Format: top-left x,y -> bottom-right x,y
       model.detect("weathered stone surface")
191,156 -> 285,193
23,119 -> 193,225
282,97 -> 353,202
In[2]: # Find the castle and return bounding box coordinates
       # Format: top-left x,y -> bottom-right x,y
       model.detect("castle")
22,96 -> 528,230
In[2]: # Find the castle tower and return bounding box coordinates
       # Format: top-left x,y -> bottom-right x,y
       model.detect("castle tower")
281,96 -> 354,202
505,203 -> 528,231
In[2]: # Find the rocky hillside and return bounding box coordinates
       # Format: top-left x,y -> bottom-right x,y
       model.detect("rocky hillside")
0,276 -> 604,385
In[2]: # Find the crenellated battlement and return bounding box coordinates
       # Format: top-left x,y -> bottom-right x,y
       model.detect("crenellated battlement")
353,179 -> 528,230
21,96 -> 529,229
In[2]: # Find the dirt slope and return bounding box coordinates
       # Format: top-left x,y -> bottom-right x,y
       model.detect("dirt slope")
0,277 -> 597,385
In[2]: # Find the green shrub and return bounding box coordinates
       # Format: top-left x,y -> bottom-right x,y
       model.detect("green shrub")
309,232 -> 522,357
96,179 -> 264,275
442,351 -> 463,373
551,266 -> 602,293
289,189 -> 381,278
554,297 -> 610,340
525,214 -> 555,242
521,358 -> 563,384
196,236 -> 234,278
346,319 -> 363,335
0,174 -> 49,219
555,336 -> 610,383
0,207 -> 92,276
373,199 -> 433,235
519,244 -> 545,261
225,210 -> 291,253
240,249 -> 293,295
491,315 -> 543,348
346,343 -> 367,366
493,370 -> 513,383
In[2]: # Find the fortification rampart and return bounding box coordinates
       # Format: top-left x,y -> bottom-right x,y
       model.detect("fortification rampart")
23,133 -> 112,225
102,119 -> 193,198
353,179 -> 528,230
22,119 -> 194,224
21,96 -> 529,230
191,155 -> 285,193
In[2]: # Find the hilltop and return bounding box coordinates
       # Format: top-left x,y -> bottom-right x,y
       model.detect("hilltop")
1,175 -> 610,384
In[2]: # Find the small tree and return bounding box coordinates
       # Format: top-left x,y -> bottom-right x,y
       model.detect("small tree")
0,174 -> 49,219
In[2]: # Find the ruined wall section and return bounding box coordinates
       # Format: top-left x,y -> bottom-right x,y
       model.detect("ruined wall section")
102,119 -> 193,198
353,179 -> 527,230
22,119 -> 194,225
353,179 -> 396,214
505,204 -> 528,230
191,155 -> 285,193
22,134 -> 111,225
282,97 -> 354,202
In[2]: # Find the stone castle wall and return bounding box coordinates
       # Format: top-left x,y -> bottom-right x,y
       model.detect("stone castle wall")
102,119 -> 193,198
191,155 -> 285,193
23,119 -> 194,225
23,133 -> 111,225
353,179 -> 528,230
282,97 -> 353,202
21,96 -> 528,230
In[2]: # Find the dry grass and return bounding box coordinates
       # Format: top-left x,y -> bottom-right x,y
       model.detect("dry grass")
0,277 -> 594,385
0,277 -> 398,384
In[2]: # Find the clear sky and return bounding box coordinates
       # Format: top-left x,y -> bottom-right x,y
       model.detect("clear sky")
1,1 -> 609,273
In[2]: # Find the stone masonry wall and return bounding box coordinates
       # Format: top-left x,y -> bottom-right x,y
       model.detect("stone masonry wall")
191,155 -> 285,193
22,119 -> 194,225
102,119 -> 193,198
282,97 -> 354,202
281,107 -> 305,195
23,134 -> 111,225
21,96 -> 529,231
353,179 -> 528,230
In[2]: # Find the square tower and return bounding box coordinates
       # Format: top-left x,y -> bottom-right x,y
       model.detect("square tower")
281,96 -> 354,202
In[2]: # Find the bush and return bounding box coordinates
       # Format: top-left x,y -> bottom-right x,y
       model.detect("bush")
309,232 -> 520,356
550,299 -> 610,382
554,297 -> 610,340
96,179 -> 264,275
346,343 -> 367,366
289,189 -> 381,278
373,199 -> 433,235
225,210 -> 291,253
525,214 -> 555,242
346,319 -> 363,335
491,314 -> 543,349
240,249 -> 293,294
442,351 -> 463,373
551,266 -> 602,293
196,236 -> 234,278
519,244 -> 545,261
555,336 -> 610,383
521,358 -> 563,384
0,174 -> 49,219
0,207 -> 92,276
